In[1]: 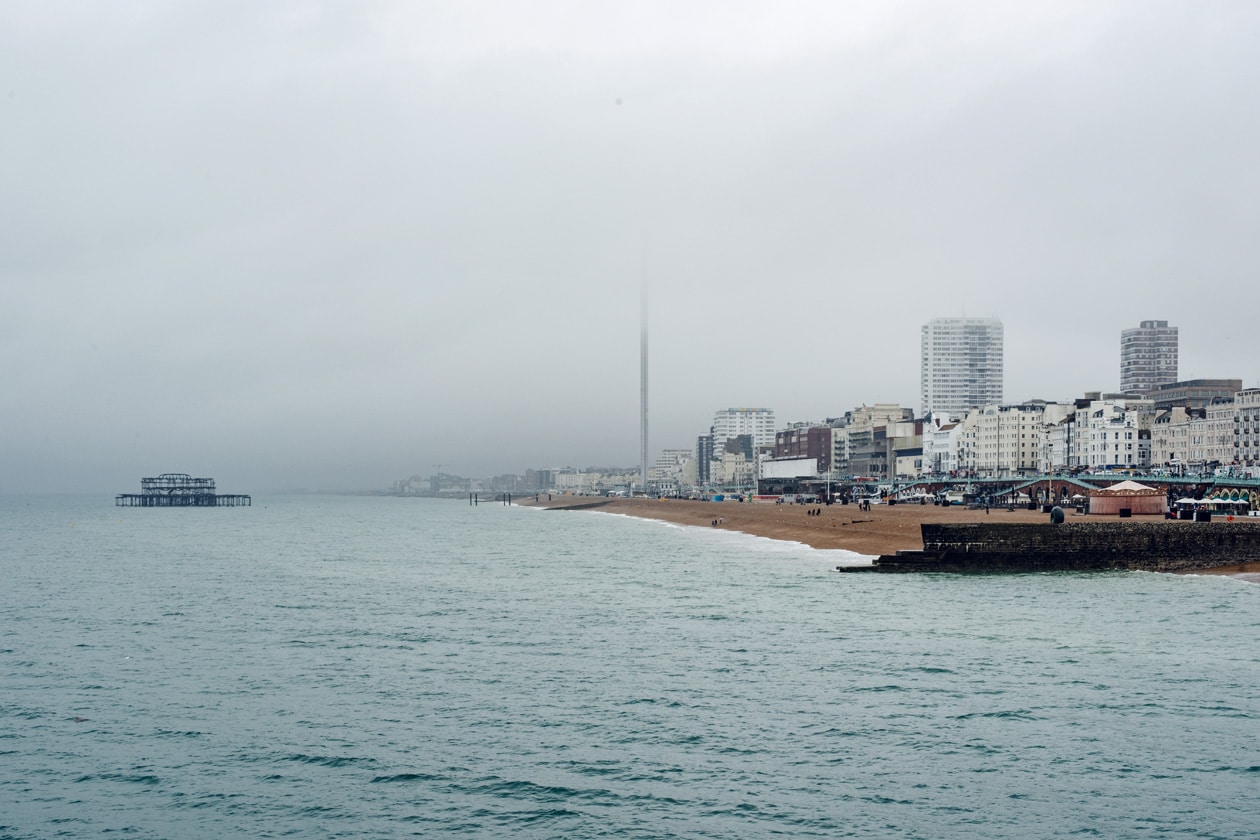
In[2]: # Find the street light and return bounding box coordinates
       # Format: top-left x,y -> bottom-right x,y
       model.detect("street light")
1044,422 -> 1054,510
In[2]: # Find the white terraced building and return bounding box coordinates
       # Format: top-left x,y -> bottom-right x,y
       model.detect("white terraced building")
1074,400 -> 1151,471
952,401 -> 1063,478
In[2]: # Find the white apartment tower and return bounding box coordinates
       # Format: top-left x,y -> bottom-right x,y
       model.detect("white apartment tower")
711,408 -> 776,450
920,318 -> 1004,421
1120,320 -> 1178,394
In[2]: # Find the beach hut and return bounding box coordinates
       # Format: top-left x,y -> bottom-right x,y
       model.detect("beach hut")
1088,480 -> 1168,516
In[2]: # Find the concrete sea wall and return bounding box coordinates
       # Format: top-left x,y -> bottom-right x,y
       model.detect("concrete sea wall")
847,521 -> 1260,573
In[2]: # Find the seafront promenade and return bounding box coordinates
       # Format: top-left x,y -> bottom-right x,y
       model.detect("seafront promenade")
521,495 -> 1260,577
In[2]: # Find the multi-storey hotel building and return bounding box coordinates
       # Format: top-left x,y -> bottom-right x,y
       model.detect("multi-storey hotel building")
711,407 -> 776,450
1120,320 -> 1178,394
921,318 -> 1003,422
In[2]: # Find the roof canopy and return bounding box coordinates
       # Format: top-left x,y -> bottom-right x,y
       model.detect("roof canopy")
1109,480 -> 1153,492
1093,480 -> 1161,496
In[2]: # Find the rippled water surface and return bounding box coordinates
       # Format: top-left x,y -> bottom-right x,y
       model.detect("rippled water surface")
2,495 -> 1259,838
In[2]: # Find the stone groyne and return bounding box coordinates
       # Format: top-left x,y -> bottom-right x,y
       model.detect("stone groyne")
841,521 -> 1260,573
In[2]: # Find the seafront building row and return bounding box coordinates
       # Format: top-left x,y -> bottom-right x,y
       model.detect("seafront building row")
393,382 -> 1258,502
631,315 -> 1242,495
389,317 -> 1254,501
593,383 -> 1246,499
661,383 -> 1259,496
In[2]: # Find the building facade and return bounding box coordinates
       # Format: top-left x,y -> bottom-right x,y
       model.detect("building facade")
1150,406 -> 1197,468
1237,388 -> 1260,468
922,417 -> 958,476
775,424 -> 833,473
1147,378 -> 1241,409
1046,416 -> 1074,473
1203,399 -> 1236,467
1184,400 -> 1235,469
920,318 -> 1004,421
713,438 -> 756,488
1074,400 -> 1151,470
831,405 -> 913,477
1120,319 -> 1178,394
942,401 -> 1073,476
650,449 -> 695,495
711,408 -> 776,451
695,433 -> 714,486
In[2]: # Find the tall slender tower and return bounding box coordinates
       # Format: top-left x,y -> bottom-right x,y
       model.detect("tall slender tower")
640,279 -> 648,492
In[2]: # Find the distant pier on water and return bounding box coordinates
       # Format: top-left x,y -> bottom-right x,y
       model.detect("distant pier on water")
115,473 -> 251,507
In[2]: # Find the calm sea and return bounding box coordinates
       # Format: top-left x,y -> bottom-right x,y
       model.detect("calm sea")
2,494 -> 1258,839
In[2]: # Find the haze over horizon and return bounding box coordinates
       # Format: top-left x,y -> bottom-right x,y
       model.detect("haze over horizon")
4,1 -> 1259,495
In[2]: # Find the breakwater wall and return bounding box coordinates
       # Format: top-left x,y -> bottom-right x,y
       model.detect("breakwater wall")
843,521 -> 1260,573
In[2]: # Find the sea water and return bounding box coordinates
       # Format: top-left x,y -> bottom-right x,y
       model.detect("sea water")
1,494 -> 1258,839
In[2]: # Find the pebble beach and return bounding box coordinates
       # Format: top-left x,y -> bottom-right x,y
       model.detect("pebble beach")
521,495 -> 1260,577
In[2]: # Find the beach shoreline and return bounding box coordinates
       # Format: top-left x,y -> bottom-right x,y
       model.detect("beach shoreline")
518,495 -> 1260,577
520,495 -> 1052,557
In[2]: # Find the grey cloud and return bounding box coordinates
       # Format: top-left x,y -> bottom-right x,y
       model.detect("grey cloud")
3,1 -> 1258,493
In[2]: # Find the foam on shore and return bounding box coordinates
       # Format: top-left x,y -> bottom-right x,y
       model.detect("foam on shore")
586,507 -> 877,565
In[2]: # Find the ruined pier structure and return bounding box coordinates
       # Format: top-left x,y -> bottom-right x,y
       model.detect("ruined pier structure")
115,473 -> 251,507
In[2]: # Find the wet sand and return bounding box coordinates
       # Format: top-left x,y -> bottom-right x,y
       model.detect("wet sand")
519,495 -> 1259,577
1184,562 -> 1260,579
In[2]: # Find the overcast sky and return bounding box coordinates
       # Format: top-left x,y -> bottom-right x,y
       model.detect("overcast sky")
4,1 -> 1259,493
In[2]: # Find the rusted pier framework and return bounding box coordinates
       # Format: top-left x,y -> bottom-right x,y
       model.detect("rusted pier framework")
115,473 -> 251,507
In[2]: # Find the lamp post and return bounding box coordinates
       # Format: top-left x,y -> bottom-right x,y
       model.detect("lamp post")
1044,422 -> 1053,510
